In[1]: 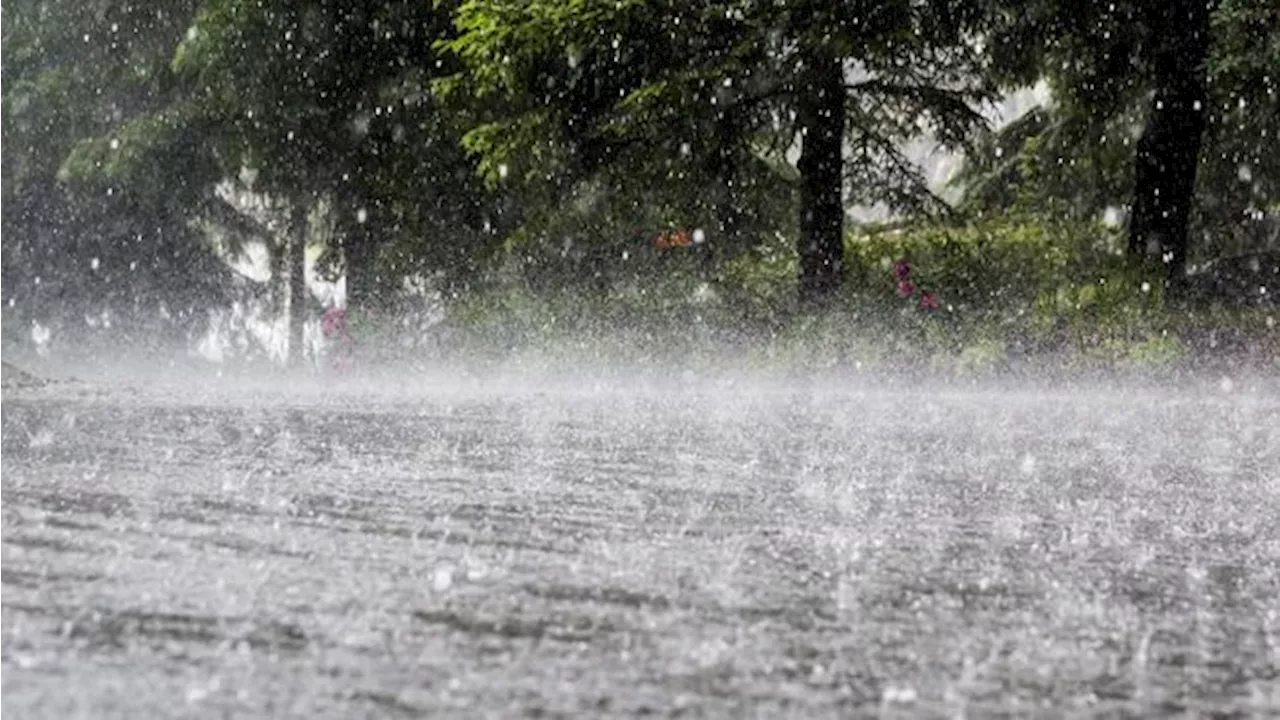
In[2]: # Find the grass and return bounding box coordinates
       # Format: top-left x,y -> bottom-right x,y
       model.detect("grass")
7,218 -> 1273,386
342,216 -> 1273,382
417,285 -> 1277,384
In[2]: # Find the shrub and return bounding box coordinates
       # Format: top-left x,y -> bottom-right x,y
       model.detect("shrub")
841,216 -> 1178,358
431,214 -> 1276,375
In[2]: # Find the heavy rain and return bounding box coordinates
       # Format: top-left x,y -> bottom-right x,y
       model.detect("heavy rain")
3,1 -> 1279,717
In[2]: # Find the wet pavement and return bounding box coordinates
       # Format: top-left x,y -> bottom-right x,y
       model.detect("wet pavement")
3,374 -> 1278,717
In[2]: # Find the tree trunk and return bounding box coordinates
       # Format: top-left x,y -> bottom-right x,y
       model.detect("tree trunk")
267,239 -> 285,314
288,203 -> 309,368
1127,0 -> 1213,297
341,204 -> 377,315
705,115 -> 744,282
796,47 -> 846,306
706,180 -> 738,279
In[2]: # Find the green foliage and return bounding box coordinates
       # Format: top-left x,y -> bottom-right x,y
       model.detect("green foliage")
843,217 -> 1179,358
4,0 -> 1275,367
951,107 -> 1134,221
847,218 -> 1091,308
434,215 -> 1275,375
1198,0 -> 1280,246
441,0 -> 997,293
959,0 -> 1280,262
167,0 -> 511,298
1,0 -> 243,345
720,240 -> 799,320
442,0 -> 797,286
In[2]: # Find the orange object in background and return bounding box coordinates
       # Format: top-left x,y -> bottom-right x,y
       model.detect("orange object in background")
652,228 -> 692,251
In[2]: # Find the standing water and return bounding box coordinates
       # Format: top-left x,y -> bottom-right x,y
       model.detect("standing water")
2,369 -> 1278,717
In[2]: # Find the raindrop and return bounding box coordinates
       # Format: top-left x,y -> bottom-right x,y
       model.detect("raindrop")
1019,453 -> 1037,476
32,321 -> 51,346
27,428 -> 56,449
465,562 -> 489,582
356,208 -> 368,224
882,685 -> 917,705
431,564 -> 455,592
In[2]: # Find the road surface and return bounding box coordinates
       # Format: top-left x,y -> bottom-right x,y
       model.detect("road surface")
3,371 -> 1278,717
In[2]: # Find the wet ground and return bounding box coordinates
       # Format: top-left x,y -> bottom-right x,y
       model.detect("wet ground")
3,372 -> 1279,717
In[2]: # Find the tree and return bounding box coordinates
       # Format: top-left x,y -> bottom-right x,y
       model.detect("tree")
1196,1 -> 1280,254
443,0 -> 994,306
1124,0 -> 1213,290
962,0 -> 1278,296
2,0 -> 243,352
170,0 -> 508,317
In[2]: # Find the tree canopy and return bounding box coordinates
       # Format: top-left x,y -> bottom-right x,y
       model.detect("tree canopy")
3,0 -> 232,348
2,0 -> 1276,359
959,0 -> 1279,280
442,0 -> 996,300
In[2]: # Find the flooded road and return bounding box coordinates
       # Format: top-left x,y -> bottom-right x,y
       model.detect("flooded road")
3,374 -> 1279,717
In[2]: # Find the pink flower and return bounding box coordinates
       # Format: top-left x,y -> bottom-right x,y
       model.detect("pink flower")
896,280 -> 916,298
321,307 -> 347,338
320,306 -> 355,374
920,291 -> 940,309
894,259 -> 911,280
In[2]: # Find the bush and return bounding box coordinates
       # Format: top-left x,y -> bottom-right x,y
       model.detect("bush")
839,216 -> 1180,362
431,214 -> 1276,376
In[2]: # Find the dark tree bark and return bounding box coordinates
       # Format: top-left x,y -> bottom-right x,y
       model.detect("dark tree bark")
1128,0 -> 1213,295
268,233 -> 287,316
796,46 -> 846,306
704,116 -> 743,282
287,203 -> 310,368
340,206 -> 378,316
707,176 -> 740,279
